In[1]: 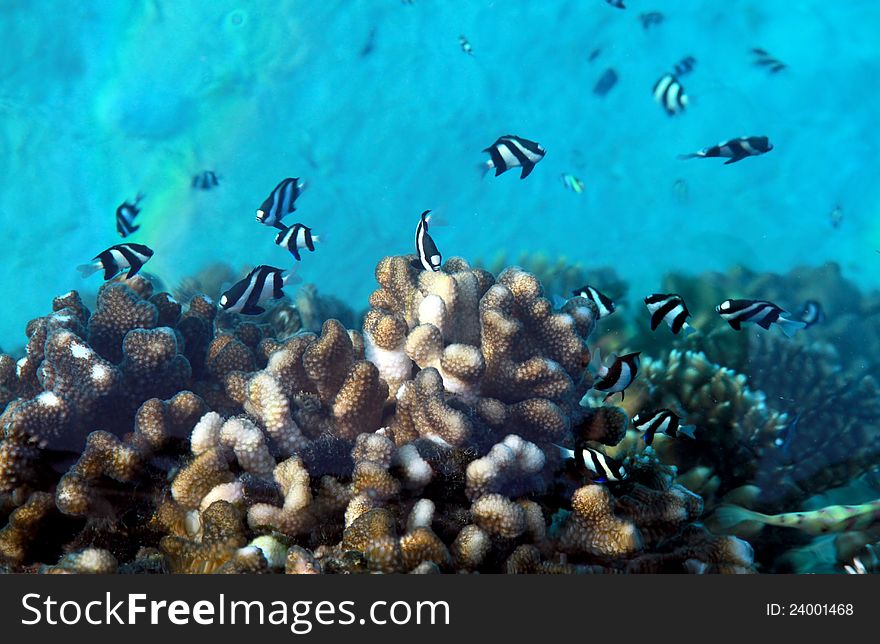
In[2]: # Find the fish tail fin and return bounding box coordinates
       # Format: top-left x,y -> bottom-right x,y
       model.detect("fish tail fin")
677,152 -> 702,161
552,294 -> 568,309
682,323 -> 698,336
297,179 -> 308,193
426,213 -> 449,227
588,347 -> 603,374
282,268 -> 303,287
678,424 -> 697,440
552,443 -> 575,461
76,262 -> 101,279
312,232 -> 326,244
711,504 -> 767,534
478,161 -> 493,178
778,317 -> 807,338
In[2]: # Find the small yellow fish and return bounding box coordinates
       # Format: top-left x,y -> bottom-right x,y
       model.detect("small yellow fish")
560,173 -> 585,194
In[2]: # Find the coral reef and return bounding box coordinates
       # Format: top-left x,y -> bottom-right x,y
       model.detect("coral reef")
0,256 -> 768,574
11,254 -> 870,574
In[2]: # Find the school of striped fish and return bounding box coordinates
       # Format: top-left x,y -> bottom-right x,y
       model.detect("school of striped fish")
74,1 -> 840,493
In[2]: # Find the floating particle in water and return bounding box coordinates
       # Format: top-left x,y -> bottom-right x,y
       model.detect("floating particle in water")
639,12 -> 664,30
593,68 -> 618,96
588,48 -> 602,63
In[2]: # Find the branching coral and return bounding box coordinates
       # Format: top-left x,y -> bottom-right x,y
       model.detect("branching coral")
0,255 -> 787,574
616,349 -> 789,506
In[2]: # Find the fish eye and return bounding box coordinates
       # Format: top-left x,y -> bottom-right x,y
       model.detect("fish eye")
719,301 -> 730,311
220,295 -> 228,306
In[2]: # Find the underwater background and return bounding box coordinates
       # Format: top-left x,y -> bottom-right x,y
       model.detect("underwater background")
0,0 -> 879,574
3,0 -> 880,344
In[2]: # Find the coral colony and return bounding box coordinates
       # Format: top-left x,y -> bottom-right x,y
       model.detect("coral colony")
2,244 -> 876,575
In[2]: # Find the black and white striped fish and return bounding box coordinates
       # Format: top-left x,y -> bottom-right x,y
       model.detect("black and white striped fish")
715,299 -> 806,337
752,48 -> 787,74
652,73 -> 688,116
77,243 -> 154,280
604,0 -> 626,9
256,178 -> 306,228
554,444 -> 628,483
274,223 -> 321,261
644,293 -> 696,335
829,204 -> 843,229
593,68 -> 619,96
798,300 -> 825,328
219,265 -> 301,315
192,171 -> 220,190
632,409 -> 696,446
482,135 -> 546,179
639,12 -> 664,29
572,285 -> 615,319
591,349 -> 640,401
412,210 -> 442,272
673,55 -> 697,77
678,136 -> 773,164
115,193 -> 144,238
459,35 -> 473,56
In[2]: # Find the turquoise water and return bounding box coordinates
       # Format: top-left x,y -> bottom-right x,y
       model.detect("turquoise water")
1,0 -> 878,344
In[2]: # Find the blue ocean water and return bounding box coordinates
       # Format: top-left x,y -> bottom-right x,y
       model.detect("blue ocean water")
1,0 -> 878,345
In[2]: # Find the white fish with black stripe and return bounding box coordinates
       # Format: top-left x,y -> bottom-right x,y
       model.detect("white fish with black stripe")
219,265 -> 302,315
553,443 -> 628,483
459,35 -> 473,56
678,136 -> 773,164
256,177 -> 306,228
673,55 -> 697,77
482,135 -> 546,179
752,48 -> 787,74
115,193 -> 144,238
604,0 -> 626,8
77,243 -> 154,281
798,300 -> 825,328
590,349 -> 640,402
192,171 -> 220,190
644,293 -> 696,335
274,223 -> 321,261
632,409 -> 696,446
715,299 -> 806,337
653,73 -> 688,116
572,285 -> 615,319
412,209 -> 442,272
